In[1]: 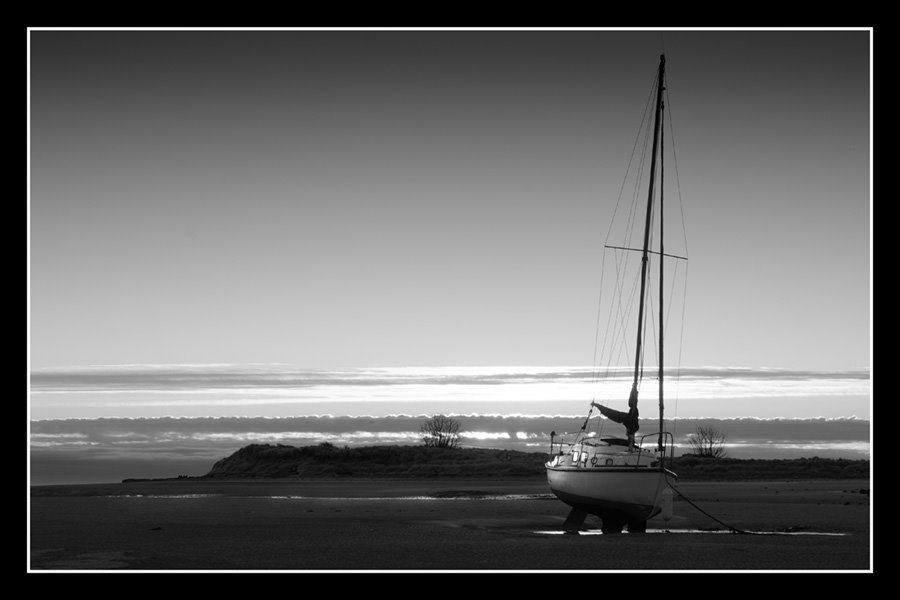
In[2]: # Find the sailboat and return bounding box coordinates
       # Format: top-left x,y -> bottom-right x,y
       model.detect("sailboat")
545,54 -> 684,534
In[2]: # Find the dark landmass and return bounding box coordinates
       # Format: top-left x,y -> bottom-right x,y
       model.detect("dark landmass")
121,443 -> 870,483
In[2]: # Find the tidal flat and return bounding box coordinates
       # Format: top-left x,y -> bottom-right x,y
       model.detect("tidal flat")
29,478 -> 870,571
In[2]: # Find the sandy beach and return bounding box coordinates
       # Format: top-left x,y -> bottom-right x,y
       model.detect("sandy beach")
29,477 -> 870,571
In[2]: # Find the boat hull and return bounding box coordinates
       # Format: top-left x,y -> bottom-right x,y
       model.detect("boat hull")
546,465 -> 672,521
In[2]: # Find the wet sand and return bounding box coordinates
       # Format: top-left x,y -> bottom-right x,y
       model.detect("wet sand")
29,478 -> 871,571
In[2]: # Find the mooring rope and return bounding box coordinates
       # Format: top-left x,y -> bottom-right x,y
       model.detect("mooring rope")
665,478 -> 754,535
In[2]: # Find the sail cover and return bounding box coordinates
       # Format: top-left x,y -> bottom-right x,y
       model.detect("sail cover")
597,405 -> 639,436
595,387 -> 640,436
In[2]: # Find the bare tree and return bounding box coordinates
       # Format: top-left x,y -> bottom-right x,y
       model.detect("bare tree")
420,414 -> 461,448
687,426 -> 727,458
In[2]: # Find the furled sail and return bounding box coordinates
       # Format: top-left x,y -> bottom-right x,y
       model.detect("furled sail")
591,387 -> 640,438
596,404 -> 639,435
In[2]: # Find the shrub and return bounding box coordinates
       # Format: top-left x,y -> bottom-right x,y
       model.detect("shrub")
420,415 -> 461,448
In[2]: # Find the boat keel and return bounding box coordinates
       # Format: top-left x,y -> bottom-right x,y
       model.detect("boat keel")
560,505 -> 649,534
562,507 -> 589,534
626,517 -> 647,533
560,506 -> 648,534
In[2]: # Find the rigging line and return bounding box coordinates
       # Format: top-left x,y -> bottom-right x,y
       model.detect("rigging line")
609,249 -> 638,363
659,128 -> 684,345
589,248 -> 609,386
642,256 -> 655,383
603,69 -> 660,248
594,250 -> 617,384
593,70 -> 657,387
610,94 -> 654,339
664,255 -> 681,340
580,406 -> 594,432
593,405 -> 607,439
599,250 -> 628,381
618,263 -> 643,375
668,85 -> 688,444
620,75 -> 657,246
618,72 -> 657,279
610,103 -> 652,355
639,174 -> 659,385
600,235 -> 641,378
673,260 -> 690,442
595,71 -> 663,400
601,254 -> 638,379
627,102 -> 656,252
661,81 -> 688,442
659,258 -> 682,435
604,252 -> 642,381
649,272 -> 665,366
664,84 -> 689,258
595,244 -> 640,383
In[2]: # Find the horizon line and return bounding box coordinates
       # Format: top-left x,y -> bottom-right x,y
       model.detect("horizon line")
30,362 -> 872,373
30,414 -> 870,423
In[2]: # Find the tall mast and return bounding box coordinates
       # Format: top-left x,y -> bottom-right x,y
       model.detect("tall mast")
630,54 -> 666,411
658,76 -> 666,451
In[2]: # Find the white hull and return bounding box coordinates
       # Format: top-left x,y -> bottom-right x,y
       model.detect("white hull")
545,439 -> 675,522
546,465 -> 670,521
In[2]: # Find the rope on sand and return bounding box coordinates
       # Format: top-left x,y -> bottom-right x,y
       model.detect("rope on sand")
666,479 -> 754,535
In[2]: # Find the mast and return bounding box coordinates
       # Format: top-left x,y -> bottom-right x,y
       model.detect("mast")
630,54 -> 666,424
658,76 -> 665,452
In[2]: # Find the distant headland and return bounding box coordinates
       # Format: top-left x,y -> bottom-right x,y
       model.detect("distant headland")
121,443 -> 870,483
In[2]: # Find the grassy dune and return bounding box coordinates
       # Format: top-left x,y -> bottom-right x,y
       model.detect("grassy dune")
124,443 -> 869,482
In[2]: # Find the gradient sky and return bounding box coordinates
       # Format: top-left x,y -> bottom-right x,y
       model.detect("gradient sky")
29,28 -> 871,373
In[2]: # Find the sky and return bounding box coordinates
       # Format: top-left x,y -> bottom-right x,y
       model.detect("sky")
29,364 -> 870,420
28,28 -> 871,420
